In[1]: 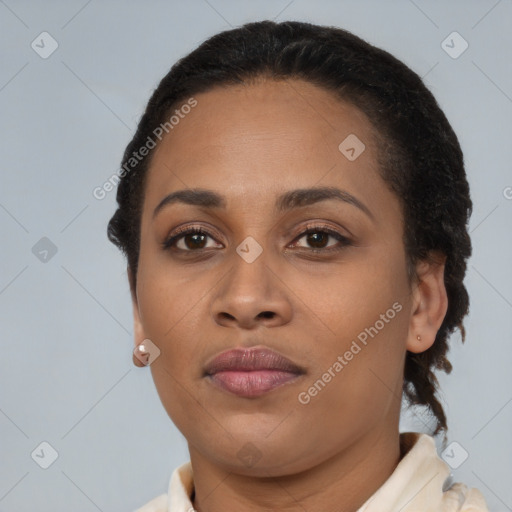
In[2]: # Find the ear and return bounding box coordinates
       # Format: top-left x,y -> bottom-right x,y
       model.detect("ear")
406,252 -> 448,354
128,267 -> 148,367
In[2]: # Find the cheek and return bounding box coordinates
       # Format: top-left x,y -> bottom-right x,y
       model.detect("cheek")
290,245 -> 409,344
135,255 -> 205,380
137,244 -> 200,335
295,246 -> 411,405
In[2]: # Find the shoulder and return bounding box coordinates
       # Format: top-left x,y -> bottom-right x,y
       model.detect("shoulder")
357,433 -> 490,512
134,492 -> 168,512
133,461 -> 194,512
442,482 -> 489,512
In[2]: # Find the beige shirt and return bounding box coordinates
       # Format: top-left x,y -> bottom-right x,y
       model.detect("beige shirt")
135,432 -> 489,512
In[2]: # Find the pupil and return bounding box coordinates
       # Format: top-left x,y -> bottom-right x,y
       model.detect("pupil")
186,234 -> 206,249
308,232 -> 327,248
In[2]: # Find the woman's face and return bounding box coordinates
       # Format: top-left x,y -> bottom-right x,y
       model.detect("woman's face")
131,78 -> 438,476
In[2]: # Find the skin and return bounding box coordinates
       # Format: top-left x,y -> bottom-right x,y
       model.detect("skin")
129,78 -> 448,512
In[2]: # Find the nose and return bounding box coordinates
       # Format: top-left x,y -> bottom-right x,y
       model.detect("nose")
210,256 -> 293,330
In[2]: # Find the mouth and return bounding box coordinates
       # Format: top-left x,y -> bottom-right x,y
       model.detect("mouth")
203,346 -> 306,398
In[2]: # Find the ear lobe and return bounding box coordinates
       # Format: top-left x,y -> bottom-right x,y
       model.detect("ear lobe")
128,267 -> 147,367
406,254 -> 448,354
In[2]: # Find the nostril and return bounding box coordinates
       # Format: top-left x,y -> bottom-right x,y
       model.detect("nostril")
258,311 -> 274,319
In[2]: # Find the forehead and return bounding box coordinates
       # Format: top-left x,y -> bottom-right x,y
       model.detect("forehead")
143,78 -> 388,216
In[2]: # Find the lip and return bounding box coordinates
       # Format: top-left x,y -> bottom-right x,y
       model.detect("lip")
204,346 -> 305,398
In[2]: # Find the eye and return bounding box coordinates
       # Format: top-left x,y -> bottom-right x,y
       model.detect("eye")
290,224 -> 351,252
162,226 -> 221,251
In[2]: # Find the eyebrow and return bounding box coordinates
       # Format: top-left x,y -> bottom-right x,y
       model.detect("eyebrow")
152,186 -> 374,220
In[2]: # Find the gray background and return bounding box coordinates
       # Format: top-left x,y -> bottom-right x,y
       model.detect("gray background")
0,0 -> 511,511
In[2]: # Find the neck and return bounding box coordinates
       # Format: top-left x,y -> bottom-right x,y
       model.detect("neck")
189,427 -> 403,512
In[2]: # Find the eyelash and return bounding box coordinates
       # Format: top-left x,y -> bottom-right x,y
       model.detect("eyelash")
161,223 -> 351,254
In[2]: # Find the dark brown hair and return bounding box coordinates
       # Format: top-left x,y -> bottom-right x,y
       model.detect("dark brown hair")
107,20 -> 472,437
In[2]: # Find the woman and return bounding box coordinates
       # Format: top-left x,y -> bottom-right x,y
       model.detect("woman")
107,20 -> 489,512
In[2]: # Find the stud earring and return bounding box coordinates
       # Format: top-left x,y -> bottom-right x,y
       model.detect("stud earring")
133,339 -> 161,367
133,342 -> 151,366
